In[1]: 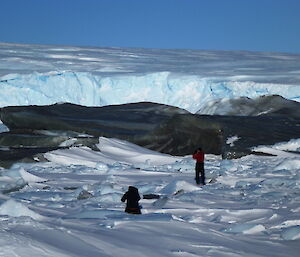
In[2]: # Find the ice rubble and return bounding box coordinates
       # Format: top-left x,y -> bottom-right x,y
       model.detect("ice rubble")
1,137 -> 300,255
1,71 -> 300,113
0,166 -> 46,194
0,199 -> 43,220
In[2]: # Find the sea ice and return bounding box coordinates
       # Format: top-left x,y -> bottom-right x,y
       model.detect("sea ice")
224,223 -> 266,234
0,199 -> 43,220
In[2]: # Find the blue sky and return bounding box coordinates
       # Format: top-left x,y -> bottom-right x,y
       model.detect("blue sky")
1,0 -> 300,53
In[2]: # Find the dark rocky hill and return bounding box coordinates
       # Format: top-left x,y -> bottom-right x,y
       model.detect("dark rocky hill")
1,102 -> 300,167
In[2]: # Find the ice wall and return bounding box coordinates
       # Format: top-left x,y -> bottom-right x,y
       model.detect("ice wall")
1,43 -> 300,113
1,71 -> 299,113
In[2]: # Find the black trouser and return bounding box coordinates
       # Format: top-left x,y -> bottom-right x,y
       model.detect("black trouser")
125,207 -> 141,214
195,162 -> 205,185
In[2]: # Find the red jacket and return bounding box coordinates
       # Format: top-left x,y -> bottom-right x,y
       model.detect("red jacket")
193,151 -> 204,163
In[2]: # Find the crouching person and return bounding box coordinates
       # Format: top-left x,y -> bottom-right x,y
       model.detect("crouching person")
121,186 -> 142,214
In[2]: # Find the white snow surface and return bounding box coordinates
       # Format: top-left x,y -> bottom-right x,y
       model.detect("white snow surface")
1,43 -> 300,113
226,135 -> 240,147
1,137 -> 300,256
252,139 -> 300,156
0,120 -> 9,133
45,137 -> 181,169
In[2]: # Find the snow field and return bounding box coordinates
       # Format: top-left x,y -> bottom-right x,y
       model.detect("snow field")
0,137 -> 300,256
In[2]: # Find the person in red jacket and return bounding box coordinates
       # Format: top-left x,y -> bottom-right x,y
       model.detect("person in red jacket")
192,147 -> 205,185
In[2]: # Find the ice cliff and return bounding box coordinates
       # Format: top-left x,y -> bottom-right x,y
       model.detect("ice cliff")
2,71 -> 300,113
1,42 -> 300,113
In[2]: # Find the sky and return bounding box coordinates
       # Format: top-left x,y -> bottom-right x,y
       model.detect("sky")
1,0 -> 300,54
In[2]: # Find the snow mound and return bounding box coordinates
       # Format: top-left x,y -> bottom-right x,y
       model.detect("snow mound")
44,146 -> 111,169
275,159 -> 300,171
0,167 -> 46,193
252,139 -> 300,157
45,137 -> 181,169
97,137 -> 181,166
13,167 -> 47,183
225,223 -> 266,234
272,139 -> 300,152
252,139 -> 300,155
0,199 -> 43,220
281,226 -> 300,240
159,180 -> 200,195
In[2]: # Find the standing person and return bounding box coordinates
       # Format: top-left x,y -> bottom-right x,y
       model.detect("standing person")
121,186 -> 142,214
192,147 -> 206,185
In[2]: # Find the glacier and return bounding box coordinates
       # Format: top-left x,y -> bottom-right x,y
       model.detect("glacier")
1,71 -> 300,113
1,43 -> 300,113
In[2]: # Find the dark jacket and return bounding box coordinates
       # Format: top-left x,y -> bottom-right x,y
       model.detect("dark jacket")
121,186 -> 141,214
